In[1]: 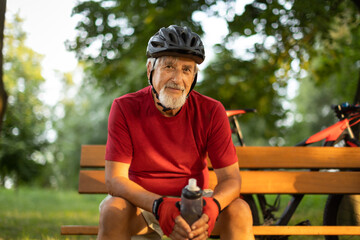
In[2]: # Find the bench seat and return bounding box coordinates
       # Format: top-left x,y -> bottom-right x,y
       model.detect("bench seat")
61,145 -> 360,237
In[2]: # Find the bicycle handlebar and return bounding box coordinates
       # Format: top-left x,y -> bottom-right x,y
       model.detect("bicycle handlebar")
332,102 -> 360,119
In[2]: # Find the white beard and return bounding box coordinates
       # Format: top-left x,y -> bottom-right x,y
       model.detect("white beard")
158,82 -> 187,109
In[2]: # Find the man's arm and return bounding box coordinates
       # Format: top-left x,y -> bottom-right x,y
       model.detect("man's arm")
105,160 -> 161,212
212,161 -> 242,210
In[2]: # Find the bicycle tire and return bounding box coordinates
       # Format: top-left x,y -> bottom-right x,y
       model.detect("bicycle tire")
242,194 -> 261,226
323,194 -> 360,240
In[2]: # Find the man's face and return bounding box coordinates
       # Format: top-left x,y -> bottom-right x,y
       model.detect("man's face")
148,56 -> 196,109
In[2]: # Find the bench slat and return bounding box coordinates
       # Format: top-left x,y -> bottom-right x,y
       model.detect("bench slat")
237,146 -> 360,169
61,225 -> 98,235
80,145 -> 106,167
80,145 -> 360,169
79,170 -> 360,194
61,225 -> 360,236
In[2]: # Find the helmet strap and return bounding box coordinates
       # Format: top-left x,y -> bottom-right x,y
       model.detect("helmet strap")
149,58 -> 174,112
151,87 -> 173,112
187,73 -> 197,97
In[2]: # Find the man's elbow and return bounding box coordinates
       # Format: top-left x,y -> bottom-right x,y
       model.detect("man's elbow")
105,175 -> 124,196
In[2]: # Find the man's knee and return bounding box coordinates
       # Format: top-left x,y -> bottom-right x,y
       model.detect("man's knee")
99,196 -> 136,226
222,197 -> 253,225
211,197 -> 254,238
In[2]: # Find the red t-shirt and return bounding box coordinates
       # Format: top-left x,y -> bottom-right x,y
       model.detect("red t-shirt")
105,86 -> 237,196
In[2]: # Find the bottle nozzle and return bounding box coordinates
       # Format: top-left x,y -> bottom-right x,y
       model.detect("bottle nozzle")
187,178 -> 200,191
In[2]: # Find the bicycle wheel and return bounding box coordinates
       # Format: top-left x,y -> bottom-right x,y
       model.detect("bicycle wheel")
323,194 -> 360,240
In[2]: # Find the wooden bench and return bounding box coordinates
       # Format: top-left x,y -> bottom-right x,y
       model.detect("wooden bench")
61,145 -> 360,237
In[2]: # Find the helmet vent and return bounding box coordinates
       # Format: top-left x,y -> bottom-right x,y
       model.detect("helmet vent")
190,37 -> 197,47
169,33 -> 176,44
181,32 -> 187,43
151,41 -> 163,48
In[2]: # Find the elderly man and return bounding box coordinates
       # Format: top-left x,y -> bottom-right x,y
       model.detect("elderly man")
98,25 -> 254,240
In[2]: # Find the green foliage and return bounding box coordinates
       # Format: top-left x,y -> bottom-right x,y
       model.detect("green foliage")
196,47 -> 285,145
199,0 -> 360,145
0,14 -> 52,187
67,0 -> 219,95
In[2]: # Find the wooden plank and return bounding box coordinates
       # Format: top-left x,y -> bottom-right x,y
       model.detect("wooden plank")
79,170 -> 360,194
61,225 -> 360,236
80,145 -> 106,167
61,225 -> 98,235
78,170 -> 107,194
236,147 -> 360,169
241,171 -> 360,194
80,145 -> 360,169
252,226 -> 360,236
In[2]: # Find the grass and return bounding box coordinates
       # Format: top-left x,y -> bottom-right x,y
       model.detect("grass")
0,187 -> 104,240
0,187 -> 329,239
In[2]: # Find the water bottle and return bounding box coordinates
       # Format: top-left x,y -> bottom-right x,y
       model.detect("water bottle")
180,178 -> 203,226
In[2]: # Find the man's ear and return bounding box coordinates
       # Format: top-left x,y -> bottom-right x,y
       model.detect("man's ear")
147,61 -> 152,80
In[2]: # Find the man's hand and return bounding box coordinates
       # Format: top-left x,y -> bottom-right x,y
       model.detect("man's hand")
153,197 -> 182,236
169,215 -> 192,239
170,214 -> 209,240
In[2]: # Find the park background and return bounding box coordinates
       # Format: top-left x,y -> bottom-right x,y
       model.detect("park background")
0,0 -> 360,239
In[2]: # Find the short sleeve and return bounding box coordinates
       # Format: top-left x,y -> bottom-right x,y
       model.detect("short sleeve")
105,99 -> 133,163
206,103 -> 237,169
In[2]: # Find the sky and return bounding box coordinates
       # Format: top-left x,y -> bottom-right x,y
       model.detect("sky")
6,0 -> 80,106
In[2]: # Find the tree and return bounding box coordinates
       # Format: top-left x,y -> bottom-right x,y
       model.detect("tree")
0,14 -> 51,187
0,0 -> 7,133
199,0 -> 360,144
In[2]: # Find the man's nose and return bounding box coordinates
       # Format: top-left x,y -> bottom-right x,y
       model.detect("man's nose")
172,69 -> 182,83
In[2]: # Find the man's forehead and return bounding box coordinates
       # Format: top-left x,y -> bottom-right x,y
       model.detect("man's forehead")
159,56 -> 196,66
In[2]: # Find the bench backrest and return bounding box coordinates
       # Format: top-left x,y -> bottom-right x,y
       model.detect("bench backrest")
78,145 -> 360,194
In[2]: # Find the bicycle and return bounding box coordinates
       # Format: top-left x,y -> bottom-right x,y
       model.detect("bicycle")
227,102 -> 360,240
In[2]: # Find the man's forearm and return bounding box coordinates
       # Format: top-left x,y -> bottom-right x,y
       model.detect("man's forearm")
212,176 -> 241,211
106,175 -> 161,212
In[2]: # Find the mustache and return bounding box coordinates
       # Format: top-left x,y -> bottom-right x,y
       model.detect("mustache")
164,82 -> 185,91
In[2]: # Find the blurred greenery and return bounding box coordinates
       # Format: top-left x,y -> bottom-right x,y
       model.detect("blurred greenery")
0,14 -> 52,187
1,0 -> 360,189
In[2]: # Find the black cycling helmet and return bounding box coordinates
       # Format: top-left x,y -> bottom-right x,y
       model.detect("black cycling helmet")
146,25 -> 205,64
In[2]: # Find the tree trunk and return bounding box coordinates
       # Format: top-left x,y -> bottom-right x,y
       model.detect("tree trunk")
351,72 -> 360,140
349,0 -> 360,140
352,0 -> 360,11
354,73 -> 360,105
0,0 -> 8,134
